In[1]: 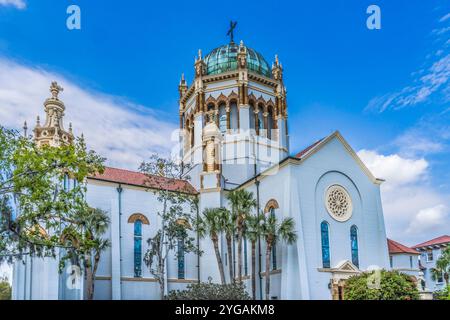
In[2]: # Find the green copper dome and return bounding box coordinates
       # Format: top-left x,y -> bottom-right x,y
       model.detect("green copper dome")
204,43 -> 271,78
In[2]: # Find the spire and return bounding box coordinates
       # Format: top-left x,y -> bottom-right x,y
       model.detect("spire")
50,81 -> 63,100
272,54 -> 283,81
178,73 -> 188,98
194,49 -> 206,78
34,81 -> 74,147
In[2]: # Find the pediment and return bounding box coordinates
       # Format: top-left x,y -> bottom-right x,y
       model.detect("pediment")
334,260 -> 360,273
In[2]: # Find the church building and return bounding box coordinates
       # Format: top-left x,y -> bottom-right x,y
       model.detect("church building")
12,36 -> 391,300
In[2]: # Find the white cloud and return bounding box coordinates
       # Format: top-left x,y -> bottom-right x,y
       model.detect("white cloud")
366,13 -> 450,112
440,13 -> 450,23
0,0 -> 26,9
407,205 -> 449,234
0,57 -> 177,170
358,149 -> 449,244
357,149 -> 428,188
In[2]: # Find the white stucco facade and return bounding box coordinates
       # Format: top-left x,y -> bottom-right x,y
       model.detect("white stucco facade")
12,40 -> 392,300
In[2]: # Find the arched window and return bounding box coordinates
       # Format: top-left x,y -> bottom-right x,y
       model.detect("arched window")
177,237 -> 185,279
219,104 -> 227,133
249,103 -> 256,132
350,225 -> 359,268
128,213 -> 149,278
230,103 -> 238,130
267,107 -> 274,140
270,207 -> 277,270
257,104 -> 264,134
321,221 -> 330,268
244,235 -> 248,276
134,220 -> 143,277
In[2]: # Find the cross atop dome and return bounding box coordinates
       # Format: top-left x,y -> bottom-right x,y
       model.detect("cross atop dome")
226,21 -> 237,44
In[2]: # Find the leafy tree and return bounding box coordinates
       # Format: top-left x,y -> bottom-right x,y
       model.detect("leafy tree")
245,213 -> 264,299
434,285 -> 450,300
59,207 -> 110,300
220,207 -> 235,283
344,270 -> 420,300
431,246 -> 450,286
0,125 -> 109,300
261,214 -> 296,300
0,278 -> 11,300
0,127 -> 105,261
226,190 -> 256,283
167,279 -> 251,300
141,154 -> 199,300
197,208 -> 227,284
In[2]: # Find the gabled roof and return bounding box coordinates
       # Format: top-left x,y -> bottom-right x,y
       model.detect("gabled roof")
88,167 -> 198,195
387,238 -> 419,255
236,131 -> 384,190
412,235 -> 450,249
294,131 -> 384,185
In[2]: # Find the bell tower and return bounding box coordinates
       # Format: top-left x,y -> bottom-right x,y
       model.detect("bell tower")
178,33 -> 289,191
34,81 -> 74,147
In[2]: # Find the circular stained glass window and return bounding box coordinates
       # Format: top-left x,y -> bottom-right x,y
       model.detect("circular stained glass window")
325,185 -> 353,222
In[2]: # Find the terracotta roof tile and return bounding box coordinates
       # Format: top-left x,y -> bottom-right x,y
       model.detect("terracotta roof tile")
294,139 -> 323,159
387,238 -> 419,255
412,235 -> 450,249
89,167 -> 198,195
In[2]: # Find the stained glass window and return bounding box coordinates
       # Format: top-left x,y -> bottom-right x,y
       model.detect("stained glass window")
350,225 -> 359,268
134,220 -> 142,277
244,236 -> 248,275
177,237 -> 185,279
321,221 -> 330,268
270,208 -> 277,270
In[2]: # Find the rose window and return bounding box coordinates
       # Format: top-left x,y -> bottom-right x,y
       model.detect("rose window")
325,185 -> 353,222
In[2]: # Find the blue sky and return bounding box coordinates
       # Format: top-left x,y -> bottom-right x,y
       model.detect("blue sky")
0,0 -> 449,246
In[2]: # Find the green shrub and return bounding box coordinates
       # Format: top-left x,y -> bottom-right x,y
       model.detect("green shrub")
344,270 -> 419,300
167,280 -> 251,300
434,285 -> 450,300
0,281 -> 11,300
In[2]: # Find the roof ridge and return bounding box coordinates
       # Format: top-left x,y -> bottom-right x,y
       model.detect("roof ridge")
104,166 -> 189,183
413,234 -> 450,248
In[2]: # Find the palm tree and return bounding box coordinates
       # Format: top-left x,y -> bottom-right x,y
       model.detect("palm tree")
261,214 -> 297,300
245,213 -> 264,299
431,246 -> 450,286
227,189 -> 256,283
197,208 -> 226,284
61,207 -> 110,300
219,207 -> 235,283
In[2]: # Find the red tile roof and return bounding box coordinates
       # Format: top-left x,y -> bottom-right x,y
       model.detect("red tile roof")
387,239 -> 420,255
89,167 -> 198,195
294,139 -> 323,159
412,235 -> 450,249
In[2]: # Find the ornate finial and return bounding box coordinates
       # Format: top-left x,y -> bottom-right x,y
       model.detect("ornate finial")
50,81 -> 63,100
227,21 -> 237,44
181,73 -> 185,82
23,121 -> 28,137
240,40 -> 244,47
36,115 -> 41,126
275,54 -> 279,65
198,49 -> 202,60
69,122 -> 73,134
